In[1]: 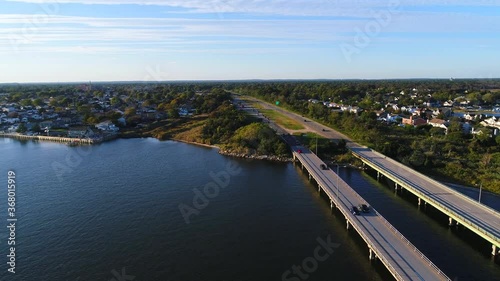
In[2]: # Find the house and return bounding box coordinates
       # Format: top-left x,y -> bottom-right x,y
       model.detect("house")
95,120 -> 119,132
463,113 -> 476,121
428,119 -> 449,130
480,117 -> 500,130
68,126 -> 95,138
443,100 -> 455,107
402,116 -> 427,126
39,120 -> 54,129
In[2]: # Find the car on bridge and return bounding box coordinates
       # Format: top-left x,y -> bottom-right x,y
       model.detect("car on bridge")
320,164 -> 328,170
358,204 -> 370,213
297,149 -> 302,154
352,206 -> 361,215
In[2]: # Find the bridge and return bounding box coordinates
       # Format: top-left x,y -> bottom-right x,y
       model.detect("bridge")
351,146 -> 500,256
286,140 -> 451,281
236,94 -> 500,258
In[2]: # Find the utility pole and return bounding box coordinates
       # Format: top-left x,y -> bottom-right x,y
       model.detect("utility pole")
479,183 -> 482,204
315,135 -> 318,155
336,164 -> 340,199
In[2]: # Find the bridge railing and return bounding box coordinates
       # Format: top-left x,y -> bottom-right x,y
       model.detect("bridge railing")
351,151 -> 500,245
364,148 -> 500,217
373,207 -> 452,281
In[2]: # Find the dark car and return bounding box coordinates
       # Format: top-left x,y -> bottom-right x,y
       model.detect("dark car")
320,164 -> 328,170
352,206 -> 360,215
358,204 -> 370,213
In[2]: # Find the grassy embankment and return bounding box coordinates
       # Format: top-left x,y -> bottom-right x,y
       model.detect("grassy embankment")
241,98 -> 305,131
119,115 -> 210,145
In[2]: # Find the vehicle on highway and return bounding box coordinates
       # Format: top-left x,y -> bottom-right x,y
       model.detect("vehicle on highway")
322,129 -> 326,131
352,206 -> 361,215
297,149 -> 302,154
320,164 -> 328,170
358,204 -> 370,213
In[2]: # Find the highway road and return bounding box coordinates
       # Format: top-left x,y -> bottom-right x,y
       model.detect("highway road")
290,144 -> 450,281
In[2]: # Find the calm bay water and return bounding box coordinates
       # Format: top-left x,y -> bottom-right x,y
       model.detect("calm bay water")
0,138 -> 498,281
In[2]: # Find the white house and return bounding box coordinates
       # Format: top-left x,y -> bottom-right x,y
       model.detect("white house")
95,121 -> 119,132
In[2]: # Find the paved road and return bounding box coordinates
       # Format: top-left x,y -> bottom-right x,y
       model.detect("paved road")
291,144 -> 450,281
351,146 -> 500,248
239,95 -> 500,249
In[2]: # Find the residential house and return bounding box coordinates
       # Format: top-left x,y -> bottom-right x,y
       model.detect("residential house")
95,121 -> 119,132
428,119 -> 449,132
402,116 -> 427,126
480,117 -> 500,130
68,126 -> 95,138
39,120 -> 54,129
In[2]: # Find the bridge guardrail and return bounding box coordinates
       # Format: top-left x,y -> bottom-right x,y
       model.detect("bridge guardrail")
352,151 -> 500,245
373,207 -> 452,281
366,148 -> 500,217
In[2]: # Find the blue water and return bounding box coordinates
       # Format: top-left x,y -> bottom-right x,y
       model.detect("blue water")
0,138 -> 498,281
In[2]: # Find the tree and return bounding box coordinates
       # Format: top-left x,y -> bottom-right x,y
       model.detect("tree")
20,99 -> 33,107
168,108 -> 179,119
124,107 -> 136,117
16,123 -> 27,133
110,97 -> 121,106
32,123 -> 41,133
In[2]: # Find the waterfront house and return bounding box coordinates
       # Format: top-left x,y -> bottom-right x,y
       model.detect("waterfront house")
39,120 -> 54,129
68,126 -> 95,138
95,120 -> 119,132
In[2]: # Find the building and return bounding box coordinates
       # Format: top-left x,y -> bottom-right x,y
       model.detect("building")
68,126 -> 95,138
402,116 -> 427,126
95,121 -> 119,132
428,119 -> 449,131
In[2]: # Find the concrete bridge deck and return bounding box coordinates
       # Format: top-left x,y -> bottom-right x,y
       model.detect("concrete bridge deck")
292,145 -> 451,281
351,146 -> 500,255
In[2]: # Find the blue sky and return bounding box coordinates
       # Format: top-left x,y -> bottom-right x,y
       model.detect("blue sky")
0,0 -> 499,83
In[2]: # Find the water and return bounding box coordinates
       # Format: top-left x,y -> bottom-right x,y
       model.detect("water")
0,138 -> 498,281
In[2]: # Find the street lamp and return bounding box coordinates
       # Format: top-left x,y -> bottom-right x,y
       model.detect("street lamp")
336,164 -> 340,199
479,183 -> 482,204
315,134 -> 318,155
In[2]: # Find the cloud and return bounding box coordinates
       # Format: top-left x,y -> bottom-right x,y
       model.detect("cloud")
5,0 -> 499,17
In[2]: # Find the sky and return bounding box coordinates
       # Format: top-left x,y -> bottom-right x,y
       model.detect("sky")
0,0 -> 499,83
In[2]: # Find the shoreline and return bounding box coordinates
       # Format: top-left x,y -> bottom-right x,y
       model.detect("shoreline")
169,138 -> 220,149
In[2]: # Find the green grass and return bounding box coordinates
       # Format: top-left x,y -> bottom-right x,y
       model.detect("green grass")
261,109 -> 305,130
292,132 -> 325,139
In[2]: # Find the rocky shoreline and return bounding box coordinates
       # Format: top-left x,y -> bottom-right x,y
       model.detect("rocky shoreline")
218,149 -> 293,162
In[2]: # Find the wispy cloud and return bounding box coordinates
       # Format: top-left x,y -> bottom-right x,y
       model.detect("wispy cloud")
6,0 -> 500,17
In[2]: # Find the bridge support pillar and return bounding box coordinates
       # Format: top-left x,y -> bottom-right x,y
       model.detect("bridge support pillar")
308,173 -> 311,181
318,185 -> 321,193
369,248 -> 376,260
346,220 -> 350,230
377,171 -> 380,181
418,198 -> 422,206
448,217 -> 454,226
493,245 -> 498,256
